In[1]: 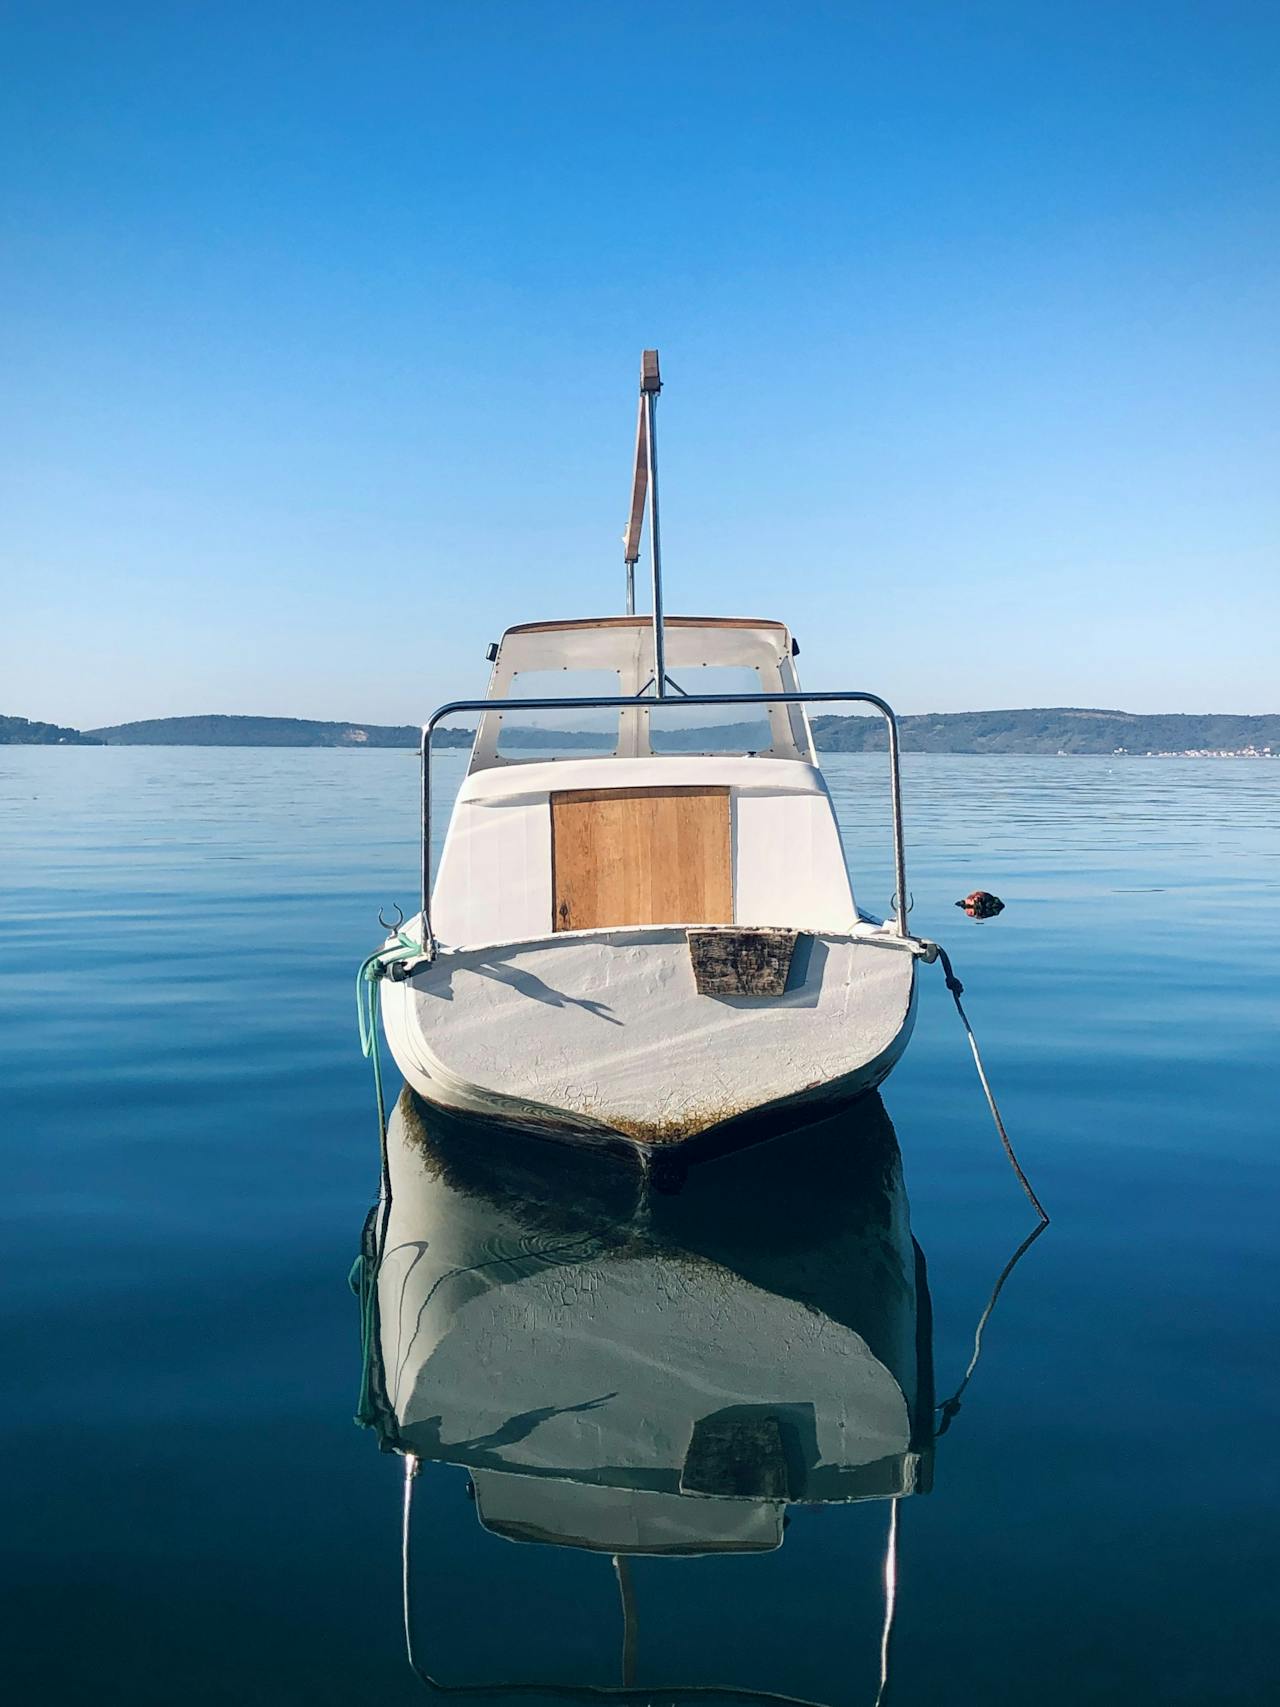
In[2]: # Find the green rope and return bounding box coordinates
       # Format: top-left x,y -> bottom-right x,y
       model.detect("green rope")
352,930 -> 426,1432
355,931 -> 424,1136
349,1242 -> 378,1428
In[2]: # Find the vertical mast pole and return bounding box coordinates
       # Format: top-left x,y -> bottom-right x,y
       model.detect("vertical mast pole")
641,349 -> 666,697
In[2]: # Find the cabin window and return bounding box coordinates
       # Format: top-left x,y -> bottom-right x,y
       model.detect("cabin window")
494,668 -> 622,760
648,665 -> 774,755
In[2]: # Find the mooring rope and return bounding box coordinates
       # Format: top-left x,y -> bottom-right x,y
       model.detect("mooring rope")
933,944 -> 1049,1225
934,1217 -> 1048,1436
873,1498 -> 900,1707
356,932 -> 424,1138
352,928 -> 427,1413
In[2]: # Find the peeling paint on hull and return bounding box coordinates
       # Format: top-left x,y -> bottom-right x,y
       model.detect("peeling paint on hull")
380,926 -> 918,1157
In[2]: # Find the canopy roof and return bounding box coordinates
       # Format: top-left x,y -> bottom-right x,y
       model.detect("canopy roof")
494,615 -> 794,675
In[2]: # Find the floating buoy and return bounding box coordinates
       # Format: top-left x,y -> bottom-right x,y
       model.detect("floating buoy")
956,890 -> 1004,918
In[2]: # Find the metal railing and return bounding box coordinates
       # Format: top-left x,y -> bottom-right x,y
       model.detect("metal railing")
418,690 -> 908,957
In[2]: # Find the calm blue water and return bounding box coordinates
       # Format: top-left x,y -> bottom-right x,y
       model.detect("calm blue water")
3,747 -> 1277,1705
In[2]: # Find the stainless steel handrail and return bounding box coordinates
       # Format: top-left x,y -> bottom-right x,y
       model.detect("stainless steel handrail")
418,690 -> 908,956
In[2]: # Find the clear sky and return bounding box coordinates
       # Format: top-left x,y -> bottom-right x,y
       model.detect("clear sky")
3,1 -> 1277,726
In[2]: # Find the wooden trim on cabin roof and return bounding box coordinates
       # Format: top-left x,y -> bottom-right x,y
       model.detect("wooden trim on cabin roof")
505,616 -> 787,635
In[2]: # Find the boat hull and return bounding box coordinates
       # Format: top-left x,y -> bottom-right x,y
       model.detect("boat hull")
380,925 -> 918,1155
366,1087 -> 933,1525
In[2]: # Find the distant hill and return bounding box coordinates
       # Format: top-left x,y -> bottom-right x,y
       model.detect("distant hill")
87,714 -> 615,750
68,707 -> 1280,756
87,714 -> 474,749
1,714 -> 101,745
811,708 -> 1280,754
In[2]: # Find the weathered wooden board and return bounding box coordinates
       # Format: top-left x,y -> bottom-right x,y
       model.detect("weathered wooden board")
688,929 -> 799,996
551,786 -> 732,931
681,1413 -> 791,1499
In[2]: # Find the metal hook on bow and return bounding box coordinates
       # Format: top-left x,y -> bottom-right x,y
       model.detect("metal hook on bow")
378,903 -> 405,933
890,890 -> 915,920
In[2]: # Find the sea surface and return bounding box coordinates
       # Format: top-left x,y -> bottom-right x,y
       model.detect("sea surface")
2,747 -> 1277,1706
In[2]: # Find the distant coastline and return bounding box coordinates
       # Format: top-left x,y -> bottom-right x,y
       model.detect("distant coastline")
1,715 -> 103,746
4,708 -> 1277,757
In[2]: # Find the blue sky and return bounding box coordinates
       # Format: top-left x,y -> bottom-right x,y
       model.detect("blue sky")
3,1 -> 1277,725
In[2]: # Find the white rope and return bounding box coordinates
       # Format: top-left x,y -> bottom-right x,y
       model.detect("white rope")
402,1453 -> 420,1671
612,1555 -> 638,1688
873,1498 -> 900,1707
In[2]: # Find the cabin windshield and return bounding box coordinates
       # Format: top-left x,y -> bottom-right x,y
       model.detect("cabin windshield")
649,665 -> 773,754
469,616 -> 813,771
496,668 -> 622,759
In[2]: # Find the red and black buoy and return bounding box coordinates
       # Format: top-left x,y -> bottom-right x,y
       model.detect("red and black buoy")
956,890 -> 1005,919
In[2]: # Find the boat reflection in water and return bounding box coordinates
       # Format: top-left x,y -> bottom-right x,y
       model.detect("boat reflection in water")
353,1090 -> 1037,1703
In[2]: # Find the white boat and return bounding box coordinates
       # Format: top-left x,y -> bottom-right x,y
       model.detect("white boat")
352,1092 -> 934,1697
352,1091 -> 1042,1698
361,1089 -> 935,1546
374,352 -> 936,1156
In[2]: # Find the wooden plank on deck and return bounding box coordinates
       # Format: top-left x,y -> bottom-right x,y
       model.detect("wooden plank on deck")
551,787 -> 732,931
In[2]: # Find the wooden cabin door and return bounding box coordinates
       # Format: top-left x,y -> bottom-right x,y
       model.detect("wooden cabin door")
551,787 -> 732,931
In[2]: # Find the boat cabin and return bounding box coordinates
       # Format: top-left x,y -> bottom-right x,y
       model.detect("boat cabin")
431,615 -> 861,949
